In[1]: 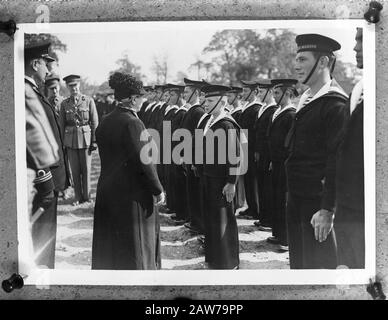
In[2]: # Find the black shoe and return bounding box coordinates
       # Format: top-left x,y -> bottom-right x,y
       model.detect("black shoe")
184,222 -> 201,234
197,235 -> 205,245
172,219 -> 186,225
258,225 -> 272,232
278,244 -> 289,252
159,206 -> 173,214
267,236 -> 280,244
238,209 -> 252,217
253,220 -> 261,227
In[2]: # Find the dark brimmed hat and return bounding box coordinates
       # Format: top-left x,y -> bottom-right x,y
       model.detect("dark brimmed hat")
154,84 -> 169,92
184,78 -> 208,89
143,86 -> 154,92
296,34 -> 341,53
166,83 -> 185,93
271,79 -> 299,97
256,79 -> 273,89
45,73 -> 60,88
240,80 -> 259,89
201,84 -> 231,98
63,74 -> 81,86
25,42 -> 55,62
228,86 -> 243,94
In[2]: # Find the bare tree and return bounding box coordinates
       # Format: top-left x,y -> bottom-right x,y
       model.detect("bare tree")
190,57 -> 205,80
152,54 -> 169,83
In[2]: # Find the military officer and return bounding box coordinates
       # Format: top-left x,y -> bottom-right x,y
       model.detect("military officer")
25,42 -> 60,268
60,74 -> 99,206
285,34 -> 348,269
44,74 -> 73,200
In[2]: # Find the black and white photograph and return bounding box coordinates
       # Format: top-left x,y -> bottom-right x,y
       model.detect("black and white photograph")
15,19 -> 375,285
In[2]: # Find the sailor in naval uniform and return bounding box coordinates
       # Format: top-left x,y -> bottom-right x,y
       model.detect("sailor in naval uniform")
201,84 -> 242,269
285,34 -> 348,269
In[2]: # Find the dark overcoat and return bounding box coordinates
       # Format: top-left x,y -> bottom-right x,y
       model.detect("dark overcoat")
92,106 -> 163,270
26,78 -> 65,269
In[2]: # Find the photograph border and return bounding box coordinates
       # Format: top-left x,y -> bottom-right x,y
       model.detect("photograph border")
15,19 -> 375,286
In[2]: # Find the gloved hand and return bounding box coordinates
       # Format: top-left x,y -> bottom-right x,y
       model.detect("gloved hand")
89,142 -> 97,154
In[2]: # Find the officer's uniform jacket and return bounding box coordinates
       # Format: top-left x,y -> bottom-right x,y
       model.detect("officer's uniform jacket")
25,77 -> 59,171
60,94 -> 99,149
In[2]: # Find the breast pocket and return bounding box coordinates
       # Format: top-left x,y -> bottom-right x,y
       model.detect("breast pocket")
78,106 -> 90,122
65,109 -> 73,121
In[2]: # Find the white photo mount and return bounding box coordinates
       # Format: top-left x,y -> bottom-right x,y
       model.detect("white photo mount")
15,19 -> 375,286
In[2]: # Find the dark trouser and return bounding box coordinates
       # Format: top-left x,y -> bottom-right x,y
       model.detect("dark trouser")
233,175 -> 246,210
31,193 -> 58,269
203,175 -> 239,269
257,155 -> 272,225
335,205 -> 365,269
164,164 -> 175,211
243,158 -> 259,218
286,193 -> 337,269
186,166 -> 204,233
271,161 -> 288,245
67,148 -> 92,202
173,164 -> 189,220
157,163 -> 165,190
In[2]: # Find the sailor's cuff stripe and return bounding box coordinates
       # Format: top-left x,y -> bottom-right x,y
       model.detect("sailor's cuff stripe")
34,171 -> 53,184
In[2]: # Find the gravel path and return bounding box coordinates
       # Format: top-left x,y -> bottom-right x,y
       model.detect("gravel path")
55,152 -> 290,270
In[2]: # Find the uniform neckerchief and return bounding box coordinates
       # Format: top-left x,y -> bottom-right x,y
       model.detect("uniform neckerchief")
204,109 -> 231,134
258,102 -> 277,119
297,78 -> 349,112
151,101 -> 162,112
272,103 -> 295,122
242,99 -> 260,112
197,112 -> 209,128
230,104 -> 243,115
145,101 -> 157,112
164,105 -> 179,116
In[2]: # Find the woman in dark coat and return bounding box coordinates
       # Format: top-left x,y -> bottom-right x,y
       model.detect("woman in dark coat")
92,72 -> 165,270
